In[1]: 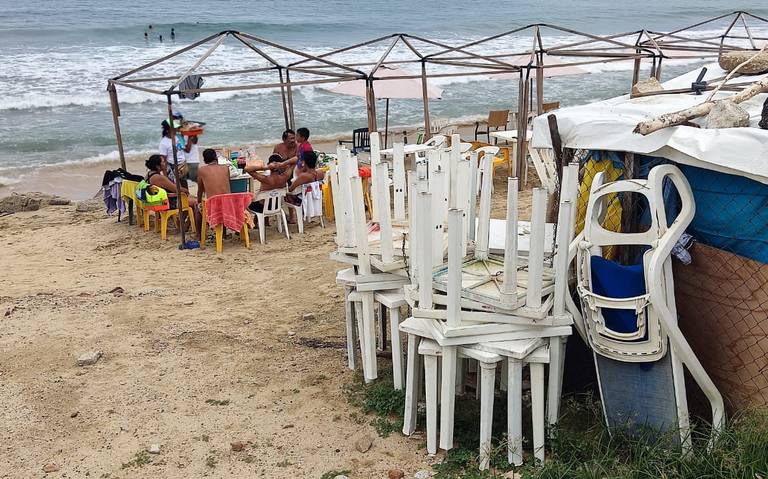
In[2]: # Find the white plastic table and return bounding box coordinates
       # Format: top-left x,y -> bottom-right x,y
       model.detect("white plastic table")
379,143 -> 438,157
489,130 -> 533,176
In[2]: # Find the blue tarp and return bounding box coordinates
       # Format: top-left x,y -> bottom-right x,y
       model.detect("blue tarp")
679,165 -> 768,264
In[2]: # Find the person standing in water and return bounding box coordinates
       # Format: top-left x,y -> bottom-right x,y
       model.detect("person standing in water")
159,34 -> 163,42
171,28 -> 175,40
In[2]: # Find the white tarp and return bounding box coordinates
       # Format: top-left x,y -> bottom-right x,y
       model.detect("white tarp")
531,64 -> 768,184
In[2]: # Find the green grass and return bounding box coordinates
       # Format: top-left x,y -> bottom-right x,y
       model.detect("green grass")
343,371 -> 768,479
343,371 -> 405,438
121,451 -> 153,469
320,470 -> 351,479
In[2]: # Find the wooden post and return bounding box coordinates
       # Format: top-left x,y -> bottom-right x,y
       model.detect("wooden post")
285,69 -> 296,130
108,83 -> 127,170
535,61 -> 544,115
366,79 -> 378,134
384,98 -> 390,149
501,177 -> 519,306
516,70 -> 531,191
278,68 -> 290,130
421,61 -> 432,141
166,95 -> 187,248
547,114 -> 565,223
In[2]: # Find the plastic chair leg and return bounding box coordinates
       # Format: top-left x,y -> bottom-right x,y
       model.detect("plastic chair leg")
215,224 -> 223,253
257,214 -> 266,244
478,361 -> 496,471
508,359 -> 524,466
161,213 -> 170,240
281,211 -> 291,240
241,224 -> 250,249
186,207 -> 197,233
389,307 -> 404,390
200,220 -> 207,249
530,362 -> 546,463
143,210 -> 150,232
297,208 -> 304,234
424,353 -> 439,455
403,334 -> 420,436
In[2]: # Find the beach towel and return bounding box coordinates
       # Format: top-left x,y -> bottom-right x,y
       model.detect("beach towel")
301,181 -> 323,220
103,177 -> 124,215
205,193 -> 253,231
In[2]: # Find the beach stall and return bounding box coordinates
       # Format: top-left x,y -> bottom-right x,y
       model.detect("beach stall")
530,61 -> 768,417
107,30 -> 369,246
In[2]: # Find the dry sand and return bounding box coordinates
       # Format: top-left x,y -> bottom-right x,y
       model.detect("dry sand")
0,172 -> 535,478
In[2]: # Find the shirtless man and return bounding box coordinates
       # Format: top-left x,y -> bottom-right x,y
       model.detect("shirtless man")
272,129 -> 297,161
196,148 -> 231,206
247,154 -> 291,214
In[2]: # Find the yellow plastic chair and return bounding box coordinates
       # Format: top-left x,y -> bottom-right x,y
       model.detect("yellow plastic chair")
120,179 -> 145,227
200,197 -> 251,254
156,194 -> 197,241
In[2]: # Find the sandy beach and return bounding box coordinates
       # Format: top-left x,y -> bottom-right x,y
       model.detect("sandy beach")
0,170 -> 534,478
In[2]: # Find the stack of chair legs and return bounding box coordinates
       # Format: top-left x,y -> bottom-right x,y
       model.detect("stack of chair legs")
398,144 -> 580,469
331,134 -> 411,385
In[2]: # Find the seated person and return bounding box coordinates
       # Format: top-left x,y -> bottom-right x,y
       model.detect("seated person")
272,129 -> 297,161
286,150 -> 325,204
145,154 -> 202,238
284,150 -> 325,223
246,154 -> 291,214
196,148 -> 231,206
272,127 -> 312,176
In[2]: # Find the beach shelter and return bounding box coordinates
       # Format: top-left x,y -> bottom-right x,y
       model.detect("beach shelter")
323,65 -> 444,147
530,62 -> 768,412
108,30 -> 368,247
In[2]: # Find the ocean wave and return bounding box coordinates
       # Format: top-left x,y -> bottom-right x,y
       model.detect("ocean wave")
0,176 -> 21,187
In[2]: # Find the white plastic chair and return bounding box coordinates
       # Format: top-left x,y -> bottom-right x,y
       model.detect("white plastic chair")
526,146 -> 558,193
467,146 -> 500,195
253,188 -> 290,244
415,135 -> 447,161
575,164 -> 724,448
284,182 -> 325,234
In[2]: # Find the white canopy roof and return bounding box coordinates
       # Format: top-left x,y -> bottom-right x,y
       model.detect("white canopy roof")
531,64 -> 768,184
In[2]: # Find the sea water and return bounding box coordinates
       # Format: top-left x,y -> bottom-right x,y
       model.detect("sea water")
0,0 -> 764,189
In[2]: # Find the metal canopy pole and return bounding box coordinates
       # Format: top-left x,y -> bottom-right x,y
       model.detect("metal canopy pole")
516,69 -> 531,190
278,68 -> 290,130
285,69 -> 296,130
107,82 -> 127,170
166,94 -> 187,249
421,61 -> 432,141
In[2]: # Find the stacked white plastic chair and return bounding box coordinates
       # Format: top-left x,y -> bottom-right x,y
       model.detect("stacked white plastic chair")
397,141 -> 580,469
574,164 -> 724,450
330,133 -> 411,386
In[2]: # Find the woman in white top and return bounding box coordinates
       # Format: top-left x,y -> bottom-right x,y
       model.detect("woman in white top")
159,119 -> 187,184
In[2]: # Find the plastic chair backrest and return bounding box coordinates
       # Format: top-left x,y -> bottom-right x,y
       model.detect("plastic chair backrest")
576,165 -> 695,361
353,128 -> 370,151
487,110 -> 510,128
254,188 -> 285,215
